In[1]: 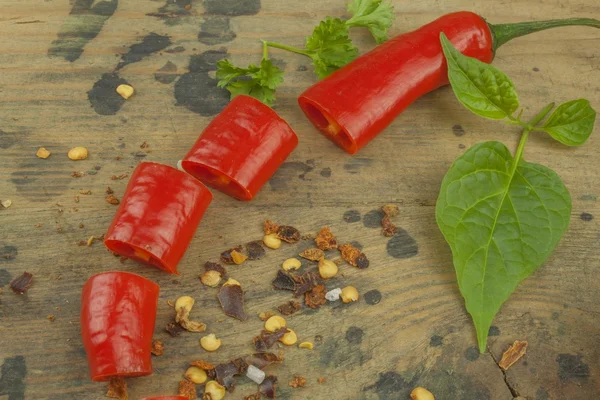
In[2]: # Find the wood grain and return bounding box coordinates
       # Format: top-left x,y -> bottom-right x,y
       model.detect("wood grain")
0,0 -> 599,399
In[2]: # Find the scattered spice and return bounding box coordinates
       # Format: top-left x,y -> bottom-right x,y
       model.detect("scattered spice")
220,246 -> 243,264
166,321 -> 185,337
190,360 -> 216,371
79,223 -> 84,228
116,84 -> 134,100
203,380 -> 225,400
292,271 -> 321,297
299,248 -> 325,261
200,333 -> 222,352
47,314 -> 56,322
246,353 -> 282,370
111,174 -> 128,180
175,296 -> 207,332
499,340 -> 528,370
317,377 -> 326,384
263,219 -> 279,234
246,241 -> 266,260
305,285 -> 327,309
106,194 -> 120,205
140,141 -> 149,149
68,146 -> 89,160
218,279 -> 247,320
231,250 -> 248,265
200,270 -> 222,287
10,272 -> 33,294
36,147 -> 51,159
252,327 -> 287,351
381,215 -> 398,237
151,340 -> 164,356
259,375 -> 278,399
215,359 -> 248,391
87,236 -> 95,246
259,311 -> 276,321
56,226 -> 63,232
289,376 -> 307,388
204,261 -> 227,276
106,186 -> 114,194
1,199 -> 12,209
277,225 -> 301,243
382,204 -> 399,217
71,171 -> 84,178
79,190 -> 92,195
106,377 -> 128,400
315,226 -> 338,250
410,387 -> 435,400
178,379 -> 196,400
272,270 -> 296,291
299,342 -> 313,350
35,223 -> 42,228
278,300 -> 301,316
74,195 -> 80,203
339,243 -> 369,268
282,258 -> 302,271
263,233 -> 281,249
244,394 -> 261,400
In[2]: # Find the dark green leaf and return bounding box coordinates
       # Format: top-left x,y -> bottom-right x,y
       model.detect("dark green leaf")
436,141 -> 571,352
346,0 -> 394,44
542,99 -> 597,146
440,33 -> 519,120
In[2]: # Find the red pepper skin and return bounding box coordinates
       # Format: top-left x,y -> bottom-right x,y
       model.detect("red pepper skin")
182,95 -> 298,201
141,397 -> 189,400
298,11 -> 494,154
104,162 -> 212,274
81,272 -> 159,382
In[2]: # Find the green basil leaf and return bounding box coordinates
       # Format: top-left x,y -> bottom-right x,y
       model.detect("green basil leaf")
436,141 -> 571,352
541,99 -> 597,146
440,33 -> 519,120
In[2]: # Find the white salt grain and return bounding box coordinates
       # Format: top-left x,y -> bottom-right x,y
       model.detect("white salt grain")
246,364 -> 265,384
325,288 -> 342,301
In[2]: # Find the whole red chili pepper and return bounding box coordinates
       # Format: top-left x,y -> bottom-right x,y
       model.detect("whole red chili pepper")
182,95 -> 298,201
81,271 -> 159,381
104,162 -> 212,274
298,12 -> 599,154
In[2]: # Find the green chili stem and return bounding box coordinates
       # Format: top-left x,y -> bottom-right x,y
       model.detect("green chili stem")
262,41 -> 313,58
489,18 -> 600,52
512,102 -> 555,169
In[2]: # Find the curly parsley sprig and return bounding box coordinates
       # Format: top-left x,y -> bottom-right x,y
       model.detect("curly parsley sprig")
216,0 -> 394,106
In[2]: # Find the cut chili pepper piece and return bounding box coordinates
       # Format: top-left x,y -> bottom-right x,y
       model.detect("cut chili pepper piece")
182,95 -> 298,201
298,12 -> 494,154
81,272 -> 159,381
104,162 -> 212,274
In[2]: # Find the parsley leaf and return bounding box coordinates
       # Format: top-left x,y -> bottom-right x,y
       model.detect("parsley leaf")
216,58 -> 284,106
346,0 -> 394,44
305,17 -> 358,78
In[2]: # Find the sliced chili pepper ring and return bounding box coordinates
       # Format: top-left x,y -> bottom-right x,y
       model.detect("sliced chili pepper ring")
104,162 -> 212,274
182,95 -> 298,201
81,271 -> 159,381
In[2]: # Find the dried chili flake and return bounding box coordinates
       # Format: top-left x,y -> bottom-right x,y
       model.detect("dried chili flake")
264,219 -> 279,234
246,241 -> 265,260
253,327 -> 287,351
140,141 -> 149,149
259,375 -> 278,399
106,186 -> 114,194
244,394 -> 261,400
339,243 -> 369,268
151,340 -> 164,356
272,270 -> 296,291
111,174 -> 128,180
220,246 -> 243,264
47,314 -> 56,322
277,225 -> 300,243
278,300 -> 301,316
499,340 -> 528,370
106,377 -> 128,400
292,271 -> 321,297
218,283 -> 247,321
106,195 -> 120,205
301,233 -> 314,240
259,311 -> 276,321
289,376 -> 307,388
246,353 -> 283,370
215,362 -> 241,392
317,377 -> 326,384
381,215 -> 398,237
10,272 -> 33,294
165,321 -> 185,337
178,379 -> 197,399
79,190 -> 92,195
71,171 -> 84,178
382,204 -> 399,217
305,285 -> 327,309
299,248 -> 325,261
314,226 -> 338,250
189,359 -> 215,370
74,195 -> 80,203
78,240 -> 87,246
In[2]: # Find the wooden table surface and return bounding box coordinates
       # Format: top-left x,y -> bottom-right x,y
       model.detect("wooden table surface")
1,0 -> 599,399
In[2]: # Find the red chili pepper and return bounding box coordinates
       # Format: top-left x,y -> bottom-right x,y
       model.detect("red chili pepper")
104,162 -> 212,274
182,95 -> 298,201
298,12 -> 599,154
81,272 -> 159,381
141,397 -> 189,400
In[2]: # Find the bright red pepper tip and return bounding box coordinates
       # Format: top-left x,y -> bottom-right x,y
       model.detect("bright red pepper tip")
81,272 -> 159,381
104,162 -> 212,274
182,95 -> 298,201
